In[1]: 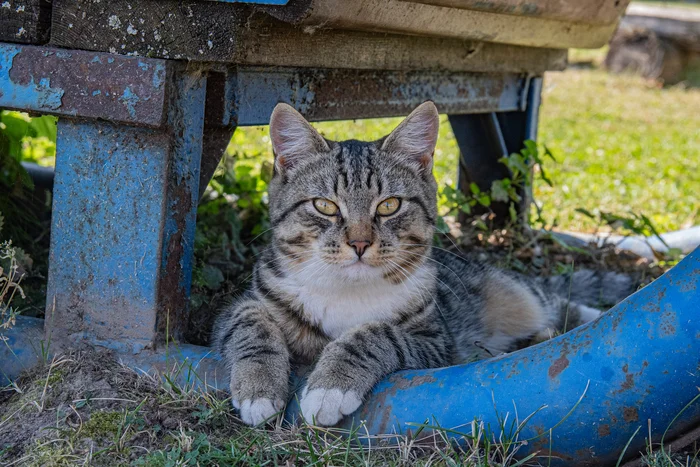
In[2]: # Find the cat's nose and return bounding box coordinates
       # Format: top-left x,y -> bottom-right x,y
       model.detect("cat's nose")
348,240 -> 371,258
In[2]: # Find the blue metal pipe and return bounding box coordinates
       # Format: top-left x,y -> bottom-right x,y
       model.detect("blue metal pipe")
2,247 -> 698,465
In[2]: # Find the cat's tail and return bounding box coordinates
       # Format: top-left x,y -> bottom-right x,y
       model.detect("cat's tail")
536,269 -> 637,309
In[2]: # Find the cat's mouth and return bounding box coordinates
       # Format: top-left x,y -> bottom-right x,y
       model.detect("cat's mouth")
337,257 -> 385,281
345,259 -> 371,268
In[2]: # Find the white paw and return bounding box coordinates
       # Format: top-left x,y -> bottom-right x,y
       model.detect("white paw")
238,398 -> 285,426
300,387 -> 362,426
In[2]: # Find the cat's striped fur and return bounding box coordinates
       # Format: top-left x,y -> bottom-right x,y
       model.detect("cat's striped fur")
214,102 -> 633,426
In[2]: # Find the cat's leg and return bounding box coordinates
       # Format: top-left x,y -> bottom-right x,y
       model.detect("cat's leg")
215,299 -> 290,425
299,320 -> 449,426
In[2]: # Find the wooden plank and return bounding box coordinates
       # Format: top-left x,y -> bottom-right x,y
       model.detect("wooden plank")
50,0 -> 567,72
0,0 -> 51,44
231,21 -> 568,72
397,0 -> 629,26
261,0 -> 623,49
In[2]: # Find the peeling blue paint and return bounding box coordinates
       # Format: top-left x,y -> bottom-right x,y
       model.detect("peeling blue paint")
158,72 -> 206,320
0,46 -> 65,110
46,121 -> 169,347
0,43 -> 169,126
119,86 -> 139,118
152,66 -> 166,90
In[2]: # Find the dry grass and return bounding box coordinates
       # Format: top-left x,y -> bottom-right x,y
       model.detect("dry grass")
1,349 -> 698,466
0,350 -> 540,466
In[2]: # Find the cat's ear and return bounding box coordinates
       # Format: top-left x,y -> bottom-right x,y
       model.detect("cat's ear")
381,101 -> 439,171
269,103 -> 330,172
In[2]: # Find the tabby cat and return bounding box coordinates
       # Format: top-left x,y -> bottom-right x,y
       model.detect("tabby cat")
214,102 -> 632,426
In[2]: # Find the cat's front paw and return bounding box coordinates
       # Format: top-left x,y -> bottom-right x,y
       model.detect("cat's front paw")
299,387 -> 362,426
237,397 -> 285,426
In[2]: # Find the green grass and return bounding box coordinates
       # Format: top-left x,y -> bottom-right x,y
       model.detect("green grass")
537,69 -> 700,232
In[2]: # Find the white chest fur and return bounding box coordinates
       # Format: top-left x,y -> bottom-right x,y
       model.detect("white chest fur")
276,264 -> 429,339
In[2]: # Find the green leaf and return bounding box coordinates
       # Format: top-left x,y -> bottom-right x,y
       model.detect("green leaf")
509,203 -> 518,223
490,180 -> 510,203
539,166 -> 554,187
543,145 -> 557,162
477,194 -> 491,207
435,216 -> 450,234
200,265 -> 224,290
523,139 -> 538,156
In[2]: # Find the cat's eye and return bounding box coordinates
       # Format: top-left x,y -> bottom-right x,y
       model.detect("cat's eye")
313,198 -> 339,216
377,197 -> 401,216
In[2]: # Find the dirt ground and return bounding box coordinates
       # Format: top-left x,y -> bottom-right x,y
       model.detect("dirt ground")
0,349 -> 244,466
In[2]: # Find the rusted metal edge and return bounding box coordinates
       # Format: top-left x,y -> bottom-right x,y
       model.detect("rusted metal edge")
0,42 -> 169,127
227,68 -> 529,126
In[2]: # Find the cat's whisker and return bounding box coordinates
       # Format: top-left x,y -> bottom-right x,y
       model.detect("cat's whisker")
398,243 -> 470,264
386,258 -> 448,323
238,250 -> 313,286
395,253 -> 462,301
245,227 -> 276,247
292,256 -> 326,278
436,230 -> 469,257
305,262 -> 335,287
397,249 -> 471,296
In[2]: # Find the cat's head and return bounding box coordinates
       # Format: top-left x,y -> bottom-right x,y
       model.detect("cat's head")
267,102 -> 439,284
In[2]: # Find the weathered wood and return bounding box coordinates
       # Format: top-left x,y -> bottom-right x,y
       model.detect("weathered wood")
50,0 -> 567,72
231,23 -> 568,72
398,0 -> 629,26
605,5 -> 700,84
0,0 -> 51,44
261,0 -> 623,49
621,4 -> 700,53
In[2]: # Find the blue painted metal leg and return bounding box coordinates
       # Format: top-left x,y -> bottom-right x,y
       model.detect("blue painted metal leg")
44,70 -> 207,351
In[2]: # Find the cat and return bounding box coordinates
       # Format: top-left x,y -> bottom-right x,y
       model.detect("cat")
213,101 -> 633,426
